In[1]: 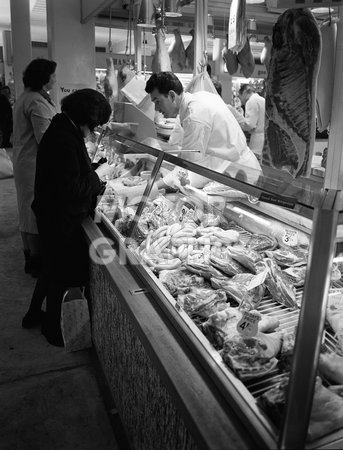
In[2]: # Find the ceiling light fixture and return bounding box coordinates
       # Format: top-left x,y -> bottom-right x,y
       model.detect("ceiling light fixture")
164,0 -> 182,17
136,0 -> 157,28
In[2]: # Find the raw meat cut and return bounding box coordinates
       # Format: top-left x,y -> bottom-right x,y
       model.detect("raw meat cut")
201,307 -> 241,349
256,259 -> 297,310
265,247 -> 307,267
210,253 -> 245,276
202,308 -> 279,351
104,58 -> 118,102
227,245 -> 262,273
246,234 -> 278,252
211,273 -> 265,309
222,35 -> 238,75
237,38 -> 255,78
259,377 -> 343,441
261,8 -> 321,178
151,26 -> 172,73
326,292 -> 343,354
168,29 -> 186,72
159,268 -> 205,296
319,352 -> 343,385
222,332 -> 282,380
260,36 -> 272,71
185,29 -> 195,70
177,288 -> 227,318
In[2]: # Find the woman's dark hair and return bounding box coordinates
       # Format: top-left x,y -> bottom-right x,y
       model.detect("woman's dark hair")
61,89 -> 111,131
23,58 -> 57,91
145,72 -> 183,96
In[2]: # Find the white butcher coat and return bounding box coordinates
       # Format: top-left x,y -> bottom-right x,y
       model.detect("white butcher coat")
12,90 -> 56,234
239,93 -> 265,155
177,91 -> 261,187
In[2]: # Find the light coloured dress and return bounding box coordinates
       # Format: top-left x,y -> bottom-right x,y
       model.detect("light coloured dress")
12,90 -> 56,234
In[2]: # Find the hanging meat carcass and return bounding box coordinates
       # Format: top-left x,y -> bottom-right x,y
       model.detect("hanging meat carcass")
237,37 -> 255,78
117,63 -> 136,101
103,57 -> 119,102
169,29 -> 186,72
151,26 -> 172,73
185,29 -> 195,70
260,36 -> 272,71
222,34 -> 238,75
262,8 -> 321,178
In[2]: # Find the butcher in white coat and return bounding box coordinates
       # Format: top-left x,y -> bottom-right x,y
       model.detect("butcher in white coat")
145,72 -> 261,188
238,84 -> 265,158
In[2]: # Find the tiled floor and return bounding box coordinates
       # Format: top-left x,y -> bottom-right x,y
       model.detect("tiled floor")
0,176 -> 127,450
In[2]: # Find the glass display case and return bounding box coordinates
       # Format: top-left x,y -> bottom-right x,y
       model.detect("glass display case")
90,133 -> 343,450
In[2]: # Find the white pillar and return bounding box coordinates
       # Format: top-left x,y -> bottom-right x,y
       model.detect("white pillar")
10,0 -> 32,98
46,0 -> 96,109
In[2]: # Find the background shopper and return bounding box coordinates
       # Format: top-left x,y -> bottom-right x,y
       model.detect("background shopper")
22,89 -> 112,347
238,84 -> 266,158
0,85 -> 13,148
12,58 -> 57,276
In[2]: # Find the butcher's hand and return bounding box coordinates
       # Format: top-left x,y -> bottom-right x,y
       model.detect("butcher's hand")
95,162 -> 113,180
159,167 -> 189,190
102,122 -> 139,138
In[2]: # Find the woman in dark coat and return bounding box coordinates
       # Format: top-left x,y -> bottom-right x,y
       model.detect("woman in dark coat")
22,89 -> 112,346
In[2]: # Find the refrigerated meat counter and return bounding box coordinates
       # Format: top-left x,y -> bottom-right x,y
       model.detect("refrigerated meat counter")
83,136 -> 343,450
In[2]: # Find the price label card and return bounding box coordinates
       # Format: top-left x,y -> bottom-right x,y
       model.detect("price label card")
237,311 -> 261,337
247,269 -> 268,291
282,229 -> 298,247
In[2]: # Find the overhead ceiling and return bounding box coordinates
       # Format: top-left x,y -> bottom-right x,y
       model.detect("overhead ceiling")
0,0 -> 336,49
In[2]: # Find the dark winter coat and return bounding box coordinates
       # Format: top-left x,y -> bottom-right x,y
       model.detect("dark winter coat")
32,112 -> 103,286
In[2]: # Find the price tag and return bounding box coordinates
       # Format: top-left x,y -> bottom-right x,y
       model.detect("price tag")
328,291 -> 343,309
237,311 -> 261,337
247,269 -> 268,291
282,229 -> 298,247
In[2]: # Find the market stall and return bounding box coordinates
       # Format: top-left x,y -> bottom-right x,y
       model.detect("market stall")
77,0 -> 343,448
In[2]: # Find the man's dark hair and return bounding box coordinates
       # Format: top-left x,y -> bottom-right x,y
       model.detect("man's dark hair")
239,83 -> 255,96
212,80 -> 222,97
61,89 -> 111,132
23,58 -> 57,91
206,63 -> 212,78
145,72 -> 183,96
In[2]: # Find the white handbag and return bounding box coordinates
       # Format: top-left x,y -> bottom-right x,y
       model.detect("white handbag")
0,148 -> 13,179
60,287 -> 92,352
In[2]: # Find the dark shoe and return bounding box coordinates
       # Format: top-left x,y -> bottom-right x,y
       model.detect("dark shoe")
22,310 -> 45,329
41,321 -> 64,347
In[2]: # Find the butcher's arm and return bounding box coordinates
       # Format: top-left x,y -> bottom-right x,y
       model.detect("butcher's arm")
239,100 -> 259,132
183,117 -> 240,161
30,98 -> 54,144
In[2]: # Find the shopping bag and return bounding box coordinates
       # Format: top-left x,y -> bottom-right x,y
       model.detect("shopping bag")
0,148 -> 13,179
185,71 -> 219,95
60,287 -> 92,352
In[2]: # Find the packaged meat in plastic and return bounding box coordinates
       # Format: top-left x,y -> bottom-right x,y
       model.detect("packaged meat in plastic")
256,259 -> 297,310
227,245 -> 262,273
211,273 -> 265,310
210,252 -> 245,276
202,308 -> 279,350
246,234 -> 278,252
201,307 -> 242,349
265,247 -> 307,267
185,256 -> 227,280
259,376 -> 343,441
159,268 -> 205,297
222,332 -> 282,380
177,288 -> 227,319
